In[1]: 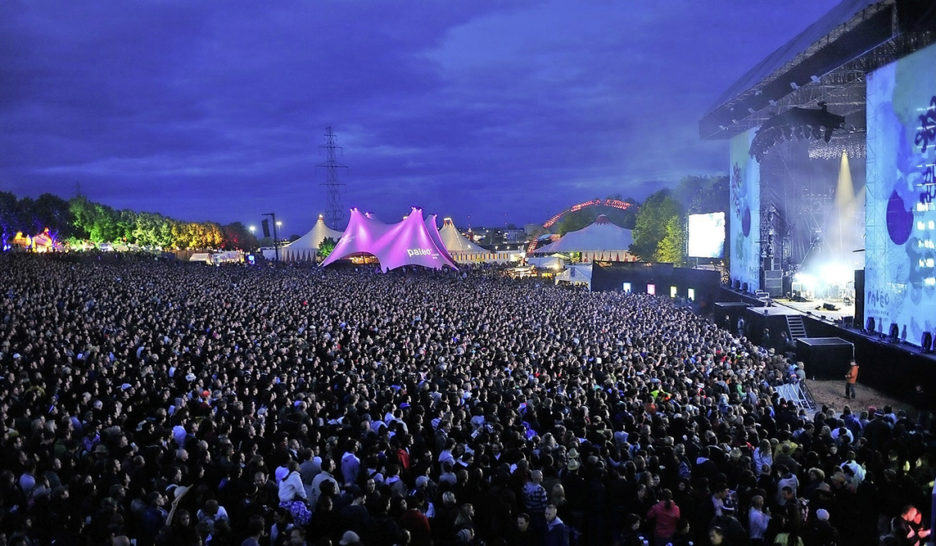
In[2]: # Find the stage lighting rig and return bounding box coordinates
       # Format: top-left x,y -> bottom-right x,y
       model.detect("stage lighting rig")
749,102 -> 846,161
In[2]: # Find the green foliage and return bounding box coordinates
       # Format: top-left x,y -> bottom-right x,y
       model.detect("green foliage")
656,215 -> 686,264
132,212 -> 166,247
675,175 -> 729,215
32,194 -> 75,237
317,237 -> 337,259
631,189 -> 684,261
2,190 -> 246,250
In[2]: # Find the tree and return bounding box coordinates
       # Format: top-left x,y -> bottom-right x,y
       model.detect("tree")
156,217 -> 174,248
31,194 -> 75,239
4,190 -> 260,251
631,189 -> 684,261
132,212 -> 166,247
317,237 -> 337,260
90,203 -> 119,242
116,209 -> 137,242
656,216 -> 686,264
0,191 -> 26,242
68,198 -> 119,243
68,196 -> 95,240
221,222 -> 258,250
204,222 -> 224,249
675,175 -> 729,215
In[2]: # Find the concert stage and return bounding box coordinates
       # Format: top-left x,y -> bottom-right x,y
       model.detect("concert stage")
719,286 -> 936,409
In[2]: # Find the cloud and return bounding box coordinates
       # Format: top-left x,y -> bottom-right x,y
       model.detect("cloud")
0,0 -> 841,229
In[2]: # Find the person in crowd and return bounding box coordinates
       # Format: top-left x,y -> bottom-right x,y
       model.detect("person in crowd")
0,253 -> 933,546
749,494 -> 771,546
543,504 -> 569,546
645,488 -> 680,546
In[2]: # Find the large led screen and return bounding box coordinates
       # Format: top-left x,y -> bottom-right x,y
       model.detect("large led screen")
688,212 -> 726,258
729,129 -> 761,291
865,41 -> 936,345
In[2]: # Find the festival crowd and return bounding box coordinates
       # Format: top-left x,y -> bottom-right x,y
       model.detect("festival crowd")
0,253 -> 933,546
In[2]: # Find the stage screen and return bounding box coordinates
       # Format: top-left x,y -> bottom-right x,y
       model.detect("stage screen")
729,129 -> 761,291
865,41 -> 936,345
688,212 -> 726,258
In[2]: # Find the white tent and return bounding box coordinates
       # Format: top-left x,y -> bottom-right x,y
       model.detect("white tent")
439,218 -> 486,253
534,215 -> 635,262
439,217 -> 508,263
280,214 -> 344,262
555,264 -> 593,290
527,255 -> 565,270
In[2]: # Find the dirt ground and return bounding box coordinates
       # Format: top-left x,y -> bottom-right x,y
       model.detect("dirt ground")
804,378 -> 915,416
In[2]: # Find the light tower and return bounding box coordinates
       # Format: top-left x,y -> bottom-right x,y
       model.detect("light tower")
318,126 -> 348,230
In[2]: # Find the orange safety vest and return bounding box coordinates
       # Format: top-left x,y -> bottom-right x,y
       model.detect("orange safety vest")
846,365 -> 859,384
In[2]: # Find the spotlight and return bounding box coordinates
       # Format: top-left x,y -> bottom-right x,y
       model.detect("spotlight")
790,82 -> 799,90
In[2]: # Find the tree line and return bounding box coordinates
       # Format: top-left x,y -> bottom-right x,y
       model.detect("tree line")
551,175 -> 729,265
2,174 -> 727,260
0,192 -> 259,250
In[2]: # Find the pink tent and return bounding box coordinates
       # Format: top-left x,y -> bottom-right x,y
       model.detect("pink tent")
321,207 -> 457,272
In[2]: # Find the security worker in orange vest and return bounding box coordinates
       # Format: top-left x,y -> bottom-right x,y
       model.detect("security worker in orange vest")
845,360 -> 859,399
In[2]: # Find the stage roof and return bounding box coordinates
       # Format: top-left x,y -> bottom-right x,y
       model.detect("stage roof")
701,0 -> 936,140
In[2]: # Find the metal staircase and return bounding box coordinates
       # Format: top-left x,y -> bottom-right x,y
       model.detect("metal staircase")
775,381 -> 816,412
786,315 -> 807,340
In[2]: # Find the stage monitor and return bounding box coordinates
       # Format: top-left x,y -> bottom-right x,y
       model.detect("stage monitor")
688,212 -> 726,258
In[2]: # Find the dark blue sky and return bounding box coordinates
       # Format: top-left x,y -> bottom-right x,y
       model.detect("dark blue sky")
0,0 -> 839,233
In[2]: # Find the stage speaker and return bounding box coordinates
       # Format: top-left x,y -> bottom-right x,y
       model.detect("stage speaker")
261,219 -> 271,238
742,282 -> 748,292
762,269 -> 783,297
733,279 -> 740,290
922,332 -> 933,353
854,270 -> 865,334
889,322 -> 899,341
842,316 -> 853,328
866,317 -> 875,332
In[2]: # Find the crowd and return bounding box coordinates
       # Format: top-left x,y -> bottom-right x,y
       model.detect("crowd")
0,253 -> 933,546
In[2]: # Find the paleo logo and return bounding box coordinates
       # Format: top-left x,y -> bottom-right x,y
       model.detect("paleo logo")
406,248 -> 433,257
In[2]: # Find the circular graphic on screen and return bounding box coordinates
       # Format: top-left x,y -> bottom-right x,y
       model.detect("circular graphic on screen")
886,189 -> 913,245
741,207 -> 751,237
